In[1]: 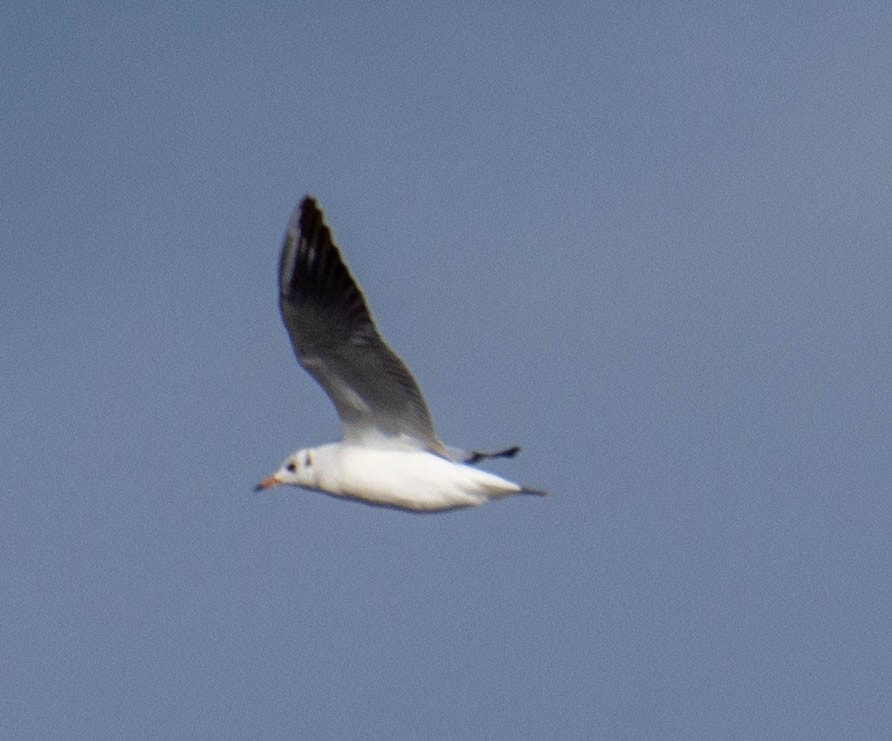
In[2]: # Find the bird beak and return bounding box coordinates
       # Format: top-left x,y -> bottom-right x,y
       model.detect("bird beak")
254,475 -> 281,492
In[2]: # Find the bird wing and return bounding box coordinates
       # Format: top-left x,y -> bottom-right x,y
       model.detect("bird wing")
278,196 -> 442,450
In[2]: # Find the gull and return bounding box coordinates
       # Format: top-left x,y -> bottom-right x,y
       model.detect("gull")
255,196 -> 547,512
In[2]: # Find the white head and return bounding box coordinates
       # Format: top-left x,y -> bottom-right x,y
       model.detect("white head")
255,448 -> 317,491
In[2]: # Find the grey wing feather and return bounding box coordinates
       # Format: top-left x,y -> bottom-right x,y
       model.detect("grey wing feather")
278,196 -> 443,450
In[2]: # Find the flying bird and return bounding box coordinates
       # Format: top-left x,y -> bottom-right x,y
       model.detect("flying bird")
255,196 -> 546,511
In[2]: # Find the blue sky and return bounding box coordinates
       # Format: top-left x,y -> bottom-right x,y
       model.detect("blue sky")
3,3 -> 891,738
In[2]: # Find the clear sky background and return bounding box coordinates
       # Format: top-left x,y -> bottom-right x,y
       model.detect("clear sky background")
3,3 -> 891,739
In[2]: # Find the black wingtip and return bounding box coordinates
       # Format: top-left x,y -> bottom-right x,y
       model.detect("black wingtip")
520,486 -> 548,497
466,445 -> 522,464
284,195 -> 320,237
300,194 -> 318,213
296,194 -> 325,237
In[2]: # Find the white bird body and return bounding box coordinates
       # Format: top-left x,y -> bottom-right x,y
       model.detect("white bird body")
271,444 -> 539,512
255,196 -> 546,512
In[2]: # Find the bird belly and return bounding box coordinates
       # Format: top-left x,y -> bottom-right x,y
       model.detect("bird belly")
333,447 -> 521,512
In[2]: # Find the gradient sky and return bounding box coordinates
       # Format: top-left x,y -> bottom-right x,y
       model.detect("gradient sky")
3,3 -> 891,739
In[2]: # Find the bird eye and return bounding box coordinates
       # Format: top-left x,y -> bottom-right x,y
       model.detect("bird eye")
285,461 -> 297,473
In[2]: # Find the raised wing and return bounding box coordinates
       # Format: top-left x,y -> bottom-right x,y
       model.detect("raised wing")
278,196 -> 442,450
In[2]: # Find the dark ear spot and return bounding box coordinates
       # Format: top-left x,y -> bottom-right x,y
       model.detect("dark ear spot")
303,451 -> 312,468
